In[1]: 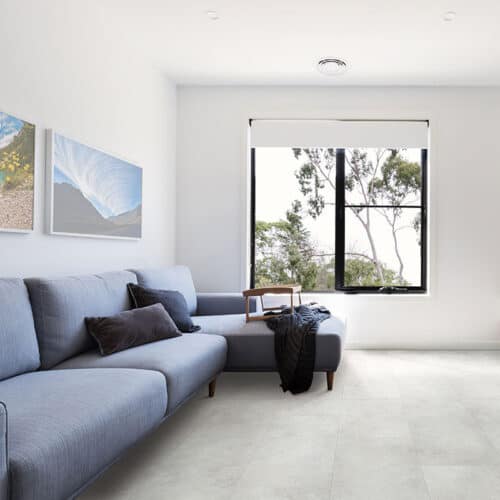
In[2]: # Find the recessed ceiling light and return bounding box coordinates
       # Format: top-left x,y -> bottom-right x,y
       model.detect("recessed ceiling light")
443,11 -> 457,22
317,58 -> 348,76
205,10 -> 219,21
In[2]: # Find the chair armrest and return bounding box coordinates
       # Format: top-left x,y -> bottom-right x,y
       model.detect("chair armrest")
0,402 -> 8,500
195,293 -> 260,316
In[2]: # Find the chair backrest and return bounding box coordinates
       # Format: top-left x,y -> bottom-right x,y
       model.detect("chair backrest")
25,271 -> 137,369
0,279 -> 40,381
131,266 -> 197,315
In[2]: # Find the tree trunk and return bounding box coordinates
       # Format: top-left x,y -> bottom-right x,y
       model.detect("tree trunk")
351,207 -> 384,283
392,224 -> 404,281
365,219 -> 384,282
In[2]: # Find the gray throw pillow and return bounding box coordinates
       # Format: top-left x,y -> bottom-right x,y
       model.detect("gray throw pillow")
85,303 -> 181,356
127,283 -> 201,333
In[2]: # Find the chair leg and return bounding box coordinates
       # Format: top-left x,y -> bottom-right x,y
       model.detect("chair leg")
208,378 -> 217,398
326,370 -> 334,391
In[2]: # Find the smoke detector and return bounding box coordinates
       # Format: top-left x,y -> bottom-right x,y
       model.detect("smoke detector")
443,11 -> 457,21
205,10 -> 219,20
317,58 -> 348,76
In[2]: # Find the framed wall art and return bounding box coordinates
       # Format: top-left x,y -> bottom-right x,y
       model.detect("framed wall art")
46,131 -> 142,239
0,111 -> 35,232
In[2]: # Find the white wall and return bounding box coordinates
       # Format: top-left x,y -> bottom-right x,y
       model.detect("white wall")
0,1 -> 176,277
177,86 -> 500,348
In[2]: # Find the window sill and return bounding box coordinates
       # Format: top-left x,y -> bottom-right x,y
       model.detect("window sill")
301,291 -> 431,299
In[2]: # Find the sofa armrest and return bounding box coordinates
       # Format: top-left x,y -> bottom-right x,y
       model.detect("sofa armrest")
0,402 -> 7,500
195,293 -> 260,316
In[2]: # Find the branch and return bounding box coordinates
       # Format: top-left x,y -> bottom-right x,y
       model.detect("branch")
310,154 -> 335,192
346,251 -> 377,263
395,224 -> 413,232
347,153 -> 370,207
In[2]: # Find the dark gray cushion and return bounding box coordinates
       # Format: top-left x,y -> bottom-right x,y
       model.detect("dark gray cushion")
25,271 -> 137,369
0,369 -> 167,500
194,313 -> 346,371
131,266 -> 197,315
128,283 -> 200,333
55,334 -> 227,414
86,303 -> 181,355
0,279 -> 40,381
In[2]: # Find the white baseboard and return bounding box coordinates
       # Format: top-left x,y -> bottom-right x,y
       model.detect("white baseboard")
345,341 -> 500,350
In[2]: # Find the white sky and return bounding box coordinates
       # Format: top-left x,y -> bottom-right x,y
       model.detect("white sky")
255,148 -> 422,285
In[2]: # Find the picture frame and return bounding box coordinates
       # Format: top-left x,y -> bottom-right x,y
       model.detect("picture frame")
45,130 -> 143,240
0,110 -> 36,233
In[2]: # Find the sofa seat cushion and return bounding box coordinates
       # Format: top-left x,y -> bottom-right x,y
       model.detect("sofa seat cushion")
25,271 -> 138,369
55,335 -> 227,414
0,369 -> 167,500
194,314 -> 346,371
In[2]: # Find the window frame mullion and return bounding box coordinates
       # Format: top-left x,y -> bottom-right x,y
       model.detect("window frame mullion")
334,149 -> 346,290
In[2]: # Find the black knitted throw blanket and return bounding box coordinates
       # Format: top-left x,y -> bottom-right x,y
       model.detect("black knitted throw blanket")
265,304 -> 330,394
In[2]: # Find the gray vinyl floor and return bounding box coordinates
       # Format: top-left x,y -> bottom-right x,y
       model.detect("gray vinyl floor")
80,350 -> 500,500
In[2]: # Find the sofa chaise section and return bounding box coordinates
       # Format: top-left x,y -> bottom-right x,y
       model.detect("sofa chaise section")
55,334 -> 227,414
194,313 -> 346,372
0,369 -> 167,500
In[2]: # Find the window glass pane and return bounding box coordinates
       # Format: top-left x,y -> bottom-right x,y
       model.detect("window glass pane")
345,148 -> 422,206
344,207 -> 422,287
254,147 -> 336,291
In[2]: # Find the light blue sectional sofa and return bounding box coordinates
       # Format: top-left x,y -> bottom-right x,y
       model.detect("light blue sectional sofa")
0,266 -> 345,500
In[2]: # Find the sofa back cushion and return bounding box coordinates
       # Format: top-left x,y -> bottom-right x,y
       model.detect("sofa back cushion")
0,279 -> 40,380
25,271 -> 137,369
131,266 -> 197,315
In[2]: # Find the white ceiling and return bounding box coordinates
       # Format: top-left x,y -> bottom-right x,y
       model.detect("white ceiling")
10,0 -> 500,86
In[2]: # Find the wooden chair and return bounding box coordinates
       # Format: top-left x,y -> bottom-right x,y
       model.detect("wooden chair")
242,285 -> 302,322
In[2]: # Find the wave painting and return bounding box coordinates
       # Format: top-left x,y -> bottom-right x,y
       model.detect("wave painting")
51,132 -> 142,238
0,111 -> 35,231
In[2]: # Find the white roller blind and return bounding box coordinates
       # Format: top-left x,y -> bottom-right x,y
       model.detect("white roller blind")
250,119 -> 428,148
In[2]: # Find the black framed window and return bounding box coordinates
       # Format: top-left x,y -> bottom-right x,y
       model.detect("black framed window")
250,143 -> 427,294
335,148 -> 427,293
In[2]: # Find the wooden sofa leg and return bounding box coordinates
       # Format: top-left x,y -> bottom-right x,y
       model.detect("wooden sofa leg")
326,371 -> 334,391
208,378 -> 217,398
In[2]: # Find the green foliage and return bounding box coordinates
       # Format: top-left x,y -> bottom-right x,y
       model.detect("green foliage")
293,148 -> 335,218
255,201 -> 318,289
344,257 -> 406,287
0,123 -> 35,191
255,204 -> 409,290
345,148 -> 374,199
371,150 -> 421,205
313,258 -> 335,291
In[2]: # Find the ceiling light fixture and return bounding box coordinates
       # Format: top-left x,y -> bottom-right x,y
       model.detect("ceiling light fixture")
205,10 -> 219,21
317,58 -> 348,76
443,11 -> 457,21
